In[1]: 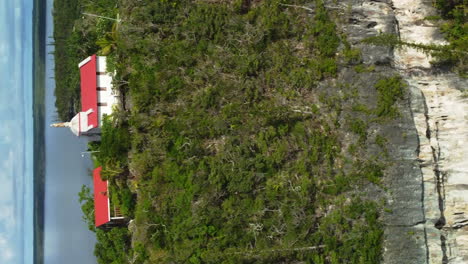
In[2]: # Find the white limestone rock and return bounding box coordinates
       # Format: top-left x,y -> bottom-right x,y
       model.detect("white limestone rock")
392,0 -> 468,263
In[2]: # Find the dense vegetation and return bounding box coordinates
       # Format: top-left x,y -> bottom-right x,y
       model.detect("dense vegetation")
54,0 -> 414,263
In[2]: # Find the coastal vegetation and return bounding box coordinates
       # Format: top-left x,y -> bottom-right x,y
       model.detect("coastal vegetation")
53,0 -> 416,263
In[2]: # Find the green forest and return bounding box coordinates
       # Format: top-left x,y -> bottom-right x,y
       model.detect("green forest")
53,0 -> 466,263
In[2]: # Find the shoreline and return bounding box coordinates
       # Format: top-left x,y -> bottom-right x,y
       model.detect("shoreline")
32,0 -> 47,263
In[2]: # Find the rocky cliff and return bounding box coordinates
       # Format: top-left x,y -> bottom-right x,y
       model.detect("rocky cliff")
393,0 -> 468,263
334,0 -> 467,263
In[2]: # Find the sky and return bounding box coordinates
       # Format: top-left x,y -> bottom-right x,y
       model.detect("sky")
0,0 -> 34,263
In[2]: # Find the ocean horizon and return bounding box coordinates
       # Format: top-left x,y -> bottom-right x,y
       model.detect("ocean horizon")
32,0 -> 47,263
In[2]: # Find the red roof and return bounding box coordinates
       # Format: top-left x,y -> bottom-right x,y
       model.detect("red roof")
93,167 -> 110,227
80,55 -> 98,128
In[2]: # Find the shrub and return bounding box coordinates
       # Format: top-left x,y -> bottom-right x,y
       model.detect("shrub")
375,76 -> 406,118
349,117 -> 368,143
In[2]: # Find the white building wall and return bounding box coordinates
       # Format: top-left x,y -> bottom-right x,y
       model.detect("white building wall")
97,74 -> 112,87
95,56 -> 120,126
96,56 -> 107,72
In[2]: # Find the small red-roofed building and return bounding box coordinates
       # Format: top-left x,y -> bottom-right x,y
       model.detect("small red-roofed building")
51,55 -> 119,136
93,167 -> 127,228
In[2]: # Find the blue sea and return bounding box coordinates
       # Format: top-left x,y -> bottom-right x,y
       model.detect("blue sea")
0,0 -> 34,263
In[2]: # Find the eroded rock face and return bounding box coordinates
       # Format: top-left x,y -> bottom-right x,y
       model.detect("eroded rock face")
392,0 -> 468,263
338,1 -> 428,263
343,0 -> 396,65
337,0 -> 468,262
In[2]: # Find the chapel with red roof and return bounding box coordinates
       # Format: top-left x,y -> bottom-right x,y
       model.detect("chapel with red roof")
51,55 -> 126,228
51,55 -> 120,136
93,166 -> 127,228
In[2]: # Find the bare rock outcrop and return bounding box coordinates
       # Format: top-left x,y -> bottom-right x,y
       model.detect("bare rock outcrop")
337,0 -> 428,262
334,0 -> 468,262
392,0 -> 468,263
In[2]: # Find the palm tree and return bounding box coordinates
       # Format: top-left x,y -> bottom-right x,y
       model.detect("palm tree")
96,21 -> 119,55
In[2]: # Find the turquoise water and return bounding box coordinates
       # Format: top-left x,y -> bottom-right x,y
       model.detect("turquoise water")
0,0 -> 34,263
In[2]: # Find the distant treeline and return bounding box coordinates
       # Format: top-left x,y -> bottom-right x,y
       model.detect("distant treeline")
33,0 -> 47,263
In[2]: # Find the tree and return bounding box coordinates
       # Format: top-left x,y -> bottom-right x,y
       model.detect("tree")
78,185 -> 96,232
